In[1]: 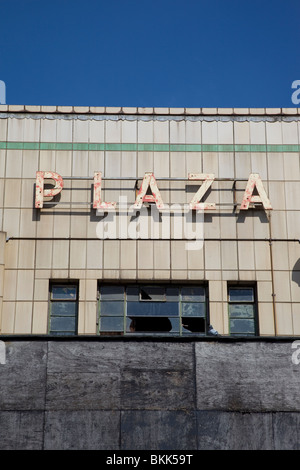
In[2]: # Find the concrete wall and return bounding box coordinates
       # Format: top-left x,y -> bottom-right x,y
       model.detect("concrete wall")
0,107 -> 299,337
0,338 -> 300,450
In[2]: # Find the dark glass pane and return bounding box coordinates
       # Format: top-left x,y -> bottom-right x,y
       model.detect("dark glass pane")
181,287 -> 205,302
182,302 -> 206,317
101,286 -> 124,300
100,301 -> 124,316
230,318 -> 255,334
166,287 -> 179,302
50,316 -> 76,333
100,316 -> 124,332
140,286 -> 165,301
229,288 -> 254,303
127,317 -> 173,333
229,304 -> 254,318
182,317 -> 205,333
51,302 -> 77,316
127,301 -> 178,317
126,286 -> 139,301
51,285 -> 77,300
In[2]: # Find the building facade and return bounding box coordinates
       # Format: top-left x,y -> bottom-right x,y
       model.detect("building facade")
0,105 -> 299,450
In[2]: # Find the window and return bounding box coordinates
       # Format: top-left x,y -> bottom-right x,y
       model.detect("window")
228,285 -> 258,336
98,284 -> 208,336
49,283 -> 78,335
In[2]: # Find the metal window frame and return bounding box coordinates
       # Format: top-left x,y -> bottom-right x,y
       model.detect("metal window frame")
228,284 -> 259,336
48,281 -> 79,335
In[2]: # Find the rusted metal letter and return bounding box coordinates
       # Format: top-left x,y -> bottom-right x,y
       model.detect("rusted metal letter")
93,172 -> 116,210
35,171 -> 64,208
133,172 -> 165,210
188,173 -> 216,210
240,173 -> 272,210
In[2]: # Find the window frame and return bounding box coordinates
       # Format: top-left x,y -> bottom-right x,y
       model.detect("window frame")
227,284 -> 259,337
48,281 -> 79,336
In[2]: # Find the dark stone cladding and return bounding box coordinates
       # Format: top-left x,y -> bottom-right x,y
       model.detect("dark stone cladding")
0,337 -> 300,450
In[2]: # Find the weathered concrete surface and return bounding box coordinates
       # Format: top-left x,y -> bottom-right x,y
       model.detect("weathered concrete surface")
0,339 -> 299,450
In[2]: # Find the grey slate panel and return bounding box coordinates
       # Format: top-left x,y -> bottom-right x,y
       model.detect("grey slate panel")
0,411 -> 44,449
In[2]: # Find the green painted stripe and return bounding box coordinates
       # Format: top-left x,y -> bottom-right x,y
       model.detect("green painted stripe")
1,142 -> 300,152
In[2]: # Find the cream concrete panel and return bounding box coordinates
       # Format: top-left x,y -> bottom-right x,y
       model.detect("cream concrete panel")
55,151 -> 72,175
137,239 -> 153,271
0,150 -> 6,177
138,151 -> 154,177
257,281 -> 273,302
16,270 -> 34,301
205,240 -> 221,270
36,213 -> 53,238
267,153 -> 284,181
249,121 -> 266,144
52,240 -> 69,269
7,118 -> 23,141
36,240 -> 52,269
273,271 -> 291,302
270,211 -> 287,239
218,153 -> 234,178
21,179 -> 35,209
1,302 -> 15,333
286,211 -> 300,239
153,152 -> 169,177
40,119 -> 57,142
22,150 -> 39,178
106,120 -> 121,143
209,302 -> 224,334
203,152 -> 218,176
121,120 -> 137,143
275,303 -> 293,335
35,269 -> 51,279
252,211 -> 270,240
204,214 -> 220,238
202,121 -> 218,144
186,152 -> 202,178
170,152 -> 185,177
268,182 -> 286,211
72,151 -> 88,177
209,280 -> 223,302
88,150 -> 104,175
234,121 -> 250,144
222,270 -> 238,281
285,182 -> 300,210
53,212 -> 70,238
39,150 -> 56,172
258,303 -> 275,335
70,240 -> 87,269
220,213 -> 237,239
217,121 -> 233,144
0,266 -> 4,298
205,270 -> 222,280
32,302 -> 48,334
6,149 -> 22,177
238,271 -> 256,281
14,302 -> 32,334
3,209 -> 21,237
154,241 -> 170,270
89,120 -> 105,143
283,153 -> 300,181
83,301 -> 97,334
23,118 -> 40,142
18,240 -> 35,269
236,212 -> 254,239
292,304 -> 300,335
0,118 -> 7,141
120,240 -> 136,270
187,244 -> 204,270
105,151 -> 121,178
235,153 -> 251,179
4,179 -> 21,207
83,280 -> 98,301
271,241 -> 289,270
288,243 -> 300,271
34,279 -> 49,301
282,121 -> 298,144
250,153 -> 268,180
56,119 -> 73,142
254,241 -> 271,271
185,120 -> 201,144
170,241 -> 187,271
77,302 -> 85,334
153,120 -> 169,143
221,240 -> 238,270
291,272 -> 300,302
138,120 -> 153,143
70,212 -> 87,239
256,271 -> 272,281
266,121 -> 282,144
121,151 -> 137,177
19,209 -> 36,238
237,241 -> 255,270
170,120 -> 185,143
102,240 -> 120,270
187,270 -> 205,281
73,119 -> 89,142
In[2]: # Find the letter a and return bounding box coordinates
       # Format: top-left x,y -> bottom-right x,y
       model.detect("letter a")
133,172 -> 165,210
240,173 -> 272,210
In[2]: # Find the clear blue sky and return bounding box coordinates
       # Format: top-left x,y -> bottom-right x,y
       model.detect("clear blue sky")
1,0 -> 299,107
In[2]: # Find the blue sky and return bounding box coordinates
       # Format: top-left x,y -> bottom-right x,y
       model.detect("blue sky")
0,0 -> 299,107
